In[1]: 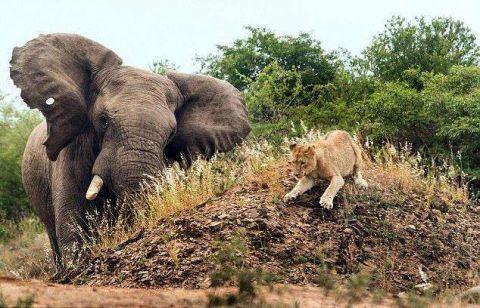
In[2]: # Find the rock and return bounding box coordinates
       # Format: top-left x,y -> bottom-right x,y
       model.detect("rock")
406,225 -> 416,233
190,257 -> 203,264
414,282 -> 432,291
245,209 -> 259,219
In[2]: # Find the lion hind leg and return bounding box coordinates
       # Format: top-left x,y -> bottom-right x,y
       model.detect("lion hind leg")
351,140 -> 368,189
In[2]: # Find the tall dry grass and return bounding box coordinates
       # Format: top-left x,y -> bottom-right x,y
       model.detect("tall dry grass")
365,141 -> 469,207
88,128 -> 470,255
86,138 -> 281,255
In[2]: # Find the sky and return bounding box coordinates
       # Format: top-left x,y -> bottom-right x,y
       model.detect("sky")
1,0 -> 479,97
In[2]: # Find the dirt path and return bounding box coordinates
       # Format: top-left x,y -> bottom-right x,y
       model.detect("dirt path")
0,276 -> 389,307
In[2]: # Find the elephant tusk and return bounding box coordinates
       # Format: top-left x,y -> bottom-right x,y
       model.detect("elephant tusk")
86,175 -> 103,200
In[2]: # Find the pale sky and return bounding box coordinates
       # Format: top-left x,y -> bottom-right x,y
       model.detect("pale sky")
1,0 -> 479,97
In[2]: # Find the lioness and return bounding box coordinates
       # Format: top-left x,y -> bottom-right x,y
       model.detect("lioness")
284,130 -> 368,209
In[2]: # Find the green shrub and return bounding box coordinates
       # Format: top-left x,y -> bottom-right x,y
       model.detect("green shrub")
149,59 -> 178,75
245,62 -> 370,142
360,66 -> 480,178
0,96 -> 41,221
360,81 -> 430,147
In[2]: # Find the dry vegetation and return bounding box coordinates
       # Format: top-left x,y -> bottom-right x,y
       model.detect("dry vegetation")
1,128 -> 478,306
86,137 -> 282,256
88,128 -> 472,256
0,218 -> 52,280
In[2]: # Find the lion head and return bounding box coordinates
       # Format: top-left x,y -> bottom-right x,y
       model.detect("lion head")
289,143 -> 317,176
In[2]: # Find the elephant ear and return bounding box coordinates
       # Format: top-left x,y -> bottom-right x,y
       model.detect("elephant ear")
165,71 -> 250,165
10,33 -> 122,161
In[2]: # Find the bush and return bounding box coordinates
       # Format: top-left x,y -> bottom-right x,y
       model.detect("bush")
149,59 -> 178,75
0,216 -> 49,279
360,66 -> 480,178
245,62 -> 372,142
360,80 -> 430,147
0,96 -> 41,222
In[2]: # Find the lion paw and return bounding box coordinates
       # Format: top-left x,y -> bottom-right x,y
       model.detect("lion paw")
355,178 -> 368,189
283,192 -> 297,203
319,196 -> 334,209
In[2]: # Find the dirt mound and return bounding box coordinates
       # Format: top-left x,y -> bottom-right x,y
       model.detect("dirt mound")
65,164 -> 480,294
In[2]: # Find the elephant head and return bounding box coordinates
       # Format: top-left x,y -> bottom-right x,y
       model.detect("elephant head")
10,34 -> 250,200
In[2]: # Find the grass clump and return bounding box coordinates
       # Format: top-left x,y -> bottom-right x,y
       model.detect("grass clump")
207,230 -> 276,306
316,265 -> 336,294
0,217 -> 51,280
367,141 -> 470,208
13,294 -> 35,308
344,272 -> 371,305
396,291 -> 432,308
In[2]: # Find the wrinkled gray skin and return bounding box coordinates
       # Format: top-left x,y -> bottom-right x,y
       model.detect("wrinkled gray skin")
10,34 -> 250,271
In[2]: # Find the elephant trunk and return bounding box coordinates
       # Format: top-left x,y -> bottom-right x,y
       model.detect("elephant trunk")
88,141 -> 167,201
86,110 -> 176,201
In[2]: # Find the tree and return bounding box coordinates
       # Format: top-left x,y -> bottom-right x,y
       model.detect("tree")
364,16 -> 480,82
197,27 -> 340,90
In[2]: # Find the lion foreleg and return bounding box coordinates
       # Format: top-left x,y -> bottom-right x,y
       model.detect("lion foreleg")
284,176 -> 315,202
319,175 -> 344,209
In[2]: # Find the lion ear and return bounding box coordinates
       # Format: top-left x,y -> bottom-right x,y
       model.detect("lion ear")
289,143 -> 297,150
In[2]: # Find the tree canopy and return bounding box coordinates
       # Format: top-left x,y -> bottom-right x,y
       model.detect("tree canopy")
363,16 -> 480,82
197,26 -> 340,91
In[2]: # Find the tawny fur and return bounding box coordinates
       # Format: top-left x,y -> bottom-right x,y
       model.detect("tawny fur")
284,130 -> 368,209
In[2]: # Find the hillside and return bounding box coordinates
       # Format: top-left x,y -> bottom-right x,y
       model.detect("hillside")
64,148 -> 480,297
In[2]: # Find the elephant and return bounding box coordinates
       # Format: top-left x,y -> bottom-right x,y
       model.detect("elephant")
10,34 -> 250,271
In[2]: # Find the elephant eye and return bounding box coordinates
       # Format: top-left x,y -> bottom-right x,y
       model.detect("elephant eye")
99,114 -> 109,130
